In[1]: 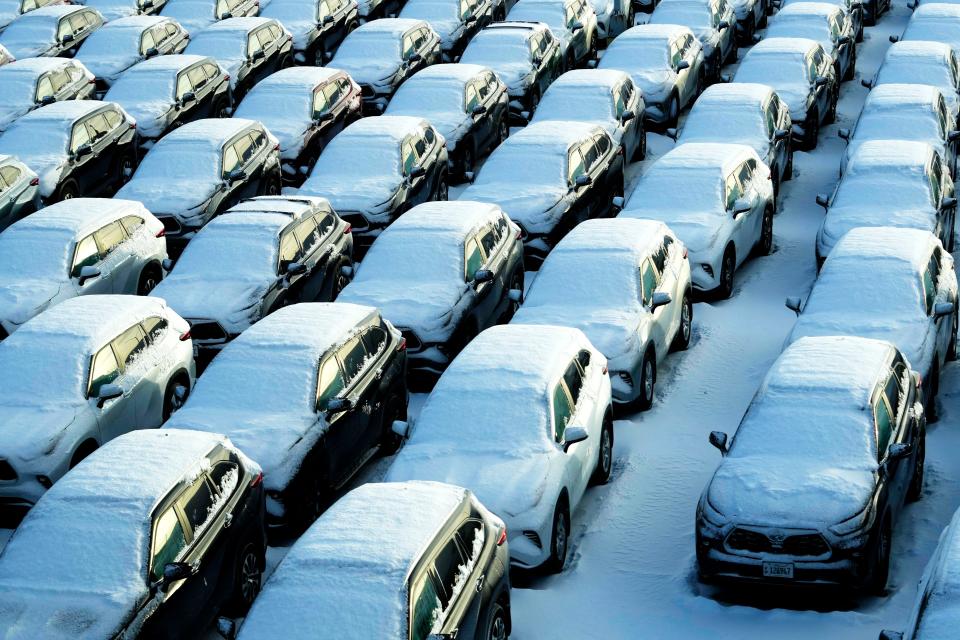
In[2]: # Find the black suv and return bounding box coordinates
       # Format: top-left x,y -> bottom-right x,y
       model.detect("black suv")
0,429 -> 267,638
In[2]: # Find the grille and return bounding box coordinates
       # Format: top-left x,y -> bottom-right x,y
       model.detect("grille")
0,460 -> 17,482
157,215 -> 182,235
523,531 -> 542,548
339,212 -> 369,232
399,328 -> 421,352
726,528 -> 830,557
188,320 -> 227,342
360,84 -> 375,98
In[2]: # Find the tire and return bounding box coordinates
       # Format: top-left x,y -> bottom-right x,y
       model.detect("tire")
262,175 -> 281,196
379,394 -> 407,456
162,377 -> 189,422
803,111 -> 819,151
116,152 -> 135,188
868,519 -> 891,596
665,92 -> 680,129
137,264 -> 162,295
671,292 -> 693,351
544,499 -> 570,573
783,146 -> 794,182
843,51 -> 856,81
927,361 -> 940,422
757,207 -> 773,256
496,118 -> 509,146
591,414 -> 614,485
314,43 -> 326,66
632,124 -> 646,162
500,269 -> 524,322
211,96 -> 229,118
70,440 -> 98,468
717,246 -> 735,299
460,142 -> 475,182
322,256 -> 352,301
56,179 -> 80,202
435,173 -> 449,201
527,86 -> 541,118
278,53 -> 293,69
637,348 -> 656,411
223,542 -> 262,615
907,432 -> 925,502
825,89 -> 838,124
565,50 -> 575,72
486,601 -> 509,640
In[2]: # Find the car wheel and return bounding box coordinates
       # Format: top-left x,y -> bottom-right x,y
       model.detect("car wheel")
314,44 -> 326,66
544,498 -> 570,573
637,348 -> 656,410
527,86 -> 541,117
666,92 -> 680,129
224,542 -> 262,615
784,146 -> 794,181
632,124 -> 646,162
70,439 -> 98,469
496,118 -> 509,146
717,246 -> 735,299
380,394 -> 407,456
211,96 -> 230,118
320,256 -> 351,301
757,207 -> 773,256
843,52 -> 856,81
162,377 -> 189,421
868,519 -> 891,595
262,175 -> 281,196
907,433 -> 925,502
435,173 -> 449,201
948,313 -> 958,361
825,89 -> 838,124
56,179 -> 80,202
927,361 -> 940,422
591,414 -> 614,485
565,50 -> 575,72
137,264 -> 162,295
671,292 -> 693,351
460,143 -> 475,182
486,600 -> 509,640
500,269 -> 524,322
803,111 -> 819,151
116,152 -> 135,188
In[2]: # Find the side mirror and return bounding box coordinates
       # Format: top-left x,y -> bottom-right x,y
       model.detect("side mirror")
563,426 -> 588,451
141,0 -> 154,7
574,174 -> 592,188
837,127 -> 850,141
815,193 -> 829,209
314,110 -> 334,123
838,35 -> 852,45
145,46 -> 159,58
620,109 -> 635,123
161,562 -> 194,590
718,20 -> 729,30
286,261 -> 307,276
392,419 -> 410,438
472,104 -> 486,116
571,20 -> 583,32
326,397 -> 354,413
78,264 -> 101,284
62,33 -> 74,44
96,383 -> 123,407
464,13 -> 477,22
887,442 -> 912,460
861,78 -> 873,89
227,168 -> 247,183
731,197 -> 751,215
532,54 -> 543,66
407,52 -> 422,64
941,196 -> 958,210
785,296 -> 802,315
408,165 -> 426,178
708,430 -> 728,454
473,268 -> 494,285
814,76 -> 828,87
888,34 -> 899,43
935,301 -> 955,318
221,10 -> 232,17
323,14 -> 335,23
215,617 -> 237,640
74,143 -> 92,159
251,49 -> 265,61
948,130 -> 960,142
774,128 -> 790,141
180,91 -> 196,104
650,291 -> 672,310
675,59 -> 690,71
39,95 -> 55,105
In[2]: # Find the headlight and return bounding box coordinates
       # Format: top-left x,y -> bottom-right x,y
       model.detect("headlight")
701,496 -> 727,528
829,506 -> 873,536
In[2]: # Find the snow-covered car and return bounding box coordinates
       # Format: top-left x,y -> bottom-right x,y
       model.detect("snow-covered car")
235,481 -> 511,640
329,19 -> 441,114
400,0 -> 493,61
356,0 -> 399,22
0,5 -> 103,59
815,141 -> 956,262
839,84 -> 958,177
0,58 -> 96,134
0,198 -> 168,337
387,323 -> 613,572
507,0 -> 597,70
781,0 -> 862,41
650,0 -> 735,80
0,429 -> 266,637
80,0 -> 169,21
597,24 -> 702,128
674,83 -> 793,197
234,67 -> 360,184
152,195 -> 353,363
160,0 -> 257,33
732,37 -> 838,150
895,4 -> 960,56
259,0 -> 358,65
0,153 -> 39,231
620,143 -> 774,299
727,0 -> 762,43
765,2 -> 856,82
0,0 -> 68,33
338,201 -> 523,379
0,295 -> 195,510
880,506 -> 960,639
696,335 -> 926,593
857,0 -> 887,26
105,55 -> 230,145
385,63 -> 508,181
864,41 -> 960,124
185,18 -> 292,100
0,100 -> 138,202
459,21 -> 562,122
117,118 -> 281,241
0,43 -> 12,64
165,303 -> 407,528
532,68 -> 644,161
461,121 -> 624,266
75,15 -> 188,94
297,116 -> 448,254
786,226 -> 958,418
513,218 -> 691,409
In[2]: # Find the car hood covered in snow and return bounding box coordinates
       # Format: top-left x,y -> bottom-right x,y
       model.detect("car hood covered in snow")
331,58 -> 398,85
0,277 -> 63,328
338,279 -> 464,341
0,401 -> 86,465
460,182 -> 566,234
0,585 -> 136,640
117,177 -> 216,216
152,276 -> 266,334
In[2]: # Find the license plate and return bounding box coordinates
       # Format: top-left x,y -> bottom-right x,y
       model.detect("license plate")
762,561 -> 794,579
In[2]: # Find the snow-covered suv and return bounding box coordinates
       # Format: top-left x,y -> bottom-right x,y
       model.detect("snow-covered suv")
387,324 -> 614,573
0,295 -> 195,511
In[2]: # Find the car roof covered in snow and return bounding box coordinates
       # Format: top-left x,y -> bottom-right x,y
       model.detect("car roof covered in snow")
775,1 -> 842,17
745,36 -> 821,56
21,4 -> 94,18
100,14 -> 174,29
158,117 -> 259,147
8,198 -> 153,239
692,82 -> 776,107
125,53 -> 209,74
0,56 -> 76,76
245,66 -> 343,90
912,2 -> 960,18
845,139 -> 936,172
194,15 -> 273,33
549,68 -> 627,89
649,142 -> 758,173
885,39 -> 955,60
15,99 -> 111,123
225,194 -> 332,217
0,429 -> 236,639
406,62 -> 490,83
824,226 -> 938,273
546,217 -> 668,255
238,481 -> 468,640
354,17 -> 425,34
617,23 -> 691,41
508,120 -> 605,150
338,115 -> 428,143
381,200 -> 502,238
863,82 -> 944,108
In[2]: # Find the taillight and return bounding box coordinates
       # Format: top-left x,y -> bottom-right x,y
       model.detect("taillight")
397,337 -> 407,352
602,365 -> 608,375
343,223 -> 352,234
249,471 -> 264,488
683,247 -> 688,259
496,526 -> 507,546
916,374 -> 922,389
88,78 -> 95,84
224,74 -> 230,82
273,143 -> 280,151
155,228 -> 166,238
129,122 -> 136,130
179,330 -> 191,341
29,177 -> 39,186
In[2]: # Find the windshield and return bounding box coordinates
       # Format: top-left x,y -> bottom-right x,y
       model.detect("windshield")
904,21 -> 959,46
336,31 -> 401,62
0,226 -> 71,281
528,253 -> 638,309
765,21 -> 831,50
603,39 -> 669,69
634,167 -> 723,211
172,224 -> 278,280
537,87 -> 613,122
461,35 -> 530,65
105,69 -> 176,103
401,0 -> 459,22
834,171 -> 936,210
682,106 -> 765,142
187,31 -> 246,62
311,135 -> 401,180
855,107 -> 943,141
508,3 -> 565,31
651,4 -> 710,28
135,140 -> 221,182
736,53 -> 807,85
261,0 -> 312,21
0,73 -> 36,109
356,228 -> 460,284
804,262 -> 923,319
474,142 -> 566,187
77,28 -> 139,58
236,88 -> 313,123
0,335 -> 87,404
0,16 -> 56,45
878,59 -> 955,89
0,119 -> 69,157
390,81 -> 464,115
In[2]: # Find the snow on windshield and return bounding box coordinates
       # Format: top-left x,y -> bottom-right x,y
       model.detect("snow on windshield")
236,88 -> 313,124
508,4 -> 564,31
854,108 -> 943,142
78,27 -> 140,58
310,134 -> 402,181
682,107 -> 765,143
0,226 -> 72,282
474,142 -> 566,188
736,53 -> 807,85
603,39 -> 670,69
390,82 -> 464,116
537,87 -> 614,123
187,31 -> 246,63
106,69 -> 177,104
834,169 -> 936,210
354,228 -> 461,285
336,31 -> 401,62
631,167 -> 723,212
0,72 -> 40,109
135,140 -> 221,183
430,526 -> 485,634
765,21 -> 831,50
651,4 -> 709,29
461,35 -> 530,66
169,223 -> 279,282
878,59 -> 954,89
0,118 -> 69,158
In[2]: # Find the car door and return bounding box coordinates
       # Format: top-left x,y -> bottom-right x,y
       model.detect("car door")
108,321 -> 159,437
87,338 -> 139,444
319,78 -> 348,144
466,228 -> 500,329
0,164 -> 28,229
640,256 -> 670,361
923,247 -> 951,358
652,239 -> 680,355
554,356 -> 593,502
185,62 -> 217,117
722,168 -> 751,266
288,214 -> 328,302
401,134 -> 428,203
94,220 -> 137,292
736,158 -> 765,238
874,379 -> 910,510
329,334 -> 381,483
79,112 -> 115,185
69,232 -> 109,294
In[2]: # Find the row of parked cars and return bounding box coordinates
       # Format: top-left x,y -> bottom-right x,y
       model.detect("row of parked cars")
0,0 -> 959,637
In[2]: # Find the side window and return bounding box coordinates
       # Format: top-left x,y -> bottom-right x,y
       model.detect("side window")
176,475 -> 218,536
36,75 -> 54,102
402,33 -> 416,58
323,80 -> 341,107
337,336 -> 370,383
457,519 -> 483,561
670,40 -> 682,68
150,506 -> 187,582
203,62 -> 220,80
104,108 -> 122,130
614,83 -> 628,116
71,235 -> 100,276
85,114 -> 112,144
652,241 -> 668,274
640,259 -> 658,307
141,29 -> 156,54
314,211 -> 335,237
763,100 -> 777,138
414,134 -> 427,158
922,249 -> 941,314
166,22 -> 179,37
884,361 -> 907,424
293,216 -> 320,256
528,34 -> 541,60
57,18 -> 72,41
111,323 -> 148,368
594,133 -> 610,158
479,225 -> 498,257
88,344 -> 120,397
94,221 -> 127,257
552,382 -> 574,441
313,87 -> 330,115
581,142 -> 599,173
222,144 -> 240,177
464,237 -> 484,281
0,166 -> 21,188
562,358 -> 584,408
175,71 -> 193,99
465,83 -> 480,113
724,173 -> 742,210
874,395 -> 893,461
120,215 -> 144,236
401,140 -> 417,174
411,573 -> 442,640
361,325 -> 388,358
317,355 -> 346,410
70,120 -> 91,153
247,33 -> 261,57
142,316 -> 168,342
431,538 -> 466,612
0,173 -> 7,195
567,147 -> 586,185
69,13 -> 87,33
278,230 -> 300,272
209,460 -> 239,496
318,0 -> 332,18
256,27 -> 276,50
929,158 -> 943,207
737,158 -> 758,193
188,64 -> 207,89
423,126 -> 435,146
